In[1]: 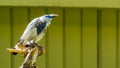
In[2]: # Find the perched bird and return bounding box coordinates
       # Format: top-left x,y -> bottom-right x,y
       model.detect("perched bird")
14,14 -> 58,50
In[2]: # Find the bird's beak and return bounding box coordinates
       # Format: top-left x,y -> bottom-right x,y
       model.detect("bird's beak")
54,14 -> 58,17
52,14 -> 58,17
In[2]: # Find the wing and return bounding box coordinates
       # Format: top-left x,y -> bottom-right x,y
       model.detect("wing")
20,18 -> 42,41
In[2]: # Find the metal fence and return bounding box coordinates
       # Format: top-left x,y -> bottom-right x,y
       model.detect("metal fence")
0,7 -> 120,68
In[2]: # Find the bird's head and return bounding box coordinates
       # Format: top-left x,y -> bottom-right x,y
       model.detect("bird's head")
39,14 -> 58,22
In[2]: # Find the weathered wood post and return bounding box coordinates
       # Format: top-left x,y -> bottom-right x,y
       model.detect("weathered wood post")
7,42 -> 45,68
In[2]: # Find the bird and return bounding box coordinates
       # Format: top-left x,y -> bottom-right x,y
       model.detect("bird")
13,14 -> 58,51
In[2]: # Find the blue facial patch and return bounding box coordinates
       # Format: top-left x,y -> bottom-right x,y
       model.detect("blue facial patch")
37,22 -> 47,35
45,15 -> 54,18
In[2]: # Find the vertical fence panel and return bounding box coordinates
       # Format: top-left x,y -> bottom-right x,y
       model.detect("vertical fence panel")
47,8 -> 63,68
30,8 -> 46,68
116,10 -> 120,68
12,7 -> 28,68
101,9 -> 116,68
64,8 -> 81,68
0,7 -> 11,68
82,9 -> 97,68
118,10 -> 120,68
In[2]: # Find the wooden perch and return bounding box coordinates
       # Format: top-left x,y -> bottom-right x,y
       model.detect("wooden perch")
20,47 -> 38,68
7,48 -> 26,54
7,42 -> 45,68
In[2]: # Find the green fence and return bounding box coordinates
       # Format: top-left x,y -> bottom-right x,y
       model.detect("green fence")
0,7 -> 120,68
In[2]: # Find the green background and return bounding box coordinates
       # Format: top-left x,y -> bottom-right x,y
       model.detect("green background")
0,7 -> 120,68
0,0 -> 120,8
